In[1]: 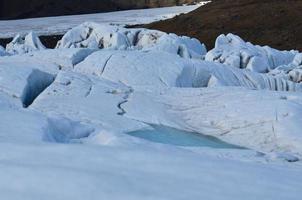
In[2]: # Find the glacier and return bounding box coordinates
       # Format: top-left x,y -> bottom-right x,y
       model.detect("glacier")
0,22 -> 302,200
6,32 -> 46,55
56,22 -> 207,59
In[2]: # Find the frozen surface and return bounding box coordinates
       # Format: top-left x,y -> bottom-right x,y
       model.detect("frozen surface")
270,53 -> 302,83
0,22 -> 302,199
192,60 -> 302,92
75,49 -> 302,91
0,48 -> 95,74
0,63 -> 54,107
31,71 -> 146,138
1,142 -> 302,200
6,32 -> 46,54
124,87 -> 302,156
0,45 -> 7,56
56,23 -> 206,59
206,33 -> 298,73
127,125 -> 243,148
75,50 -> 198,87
0,4 -> 205,38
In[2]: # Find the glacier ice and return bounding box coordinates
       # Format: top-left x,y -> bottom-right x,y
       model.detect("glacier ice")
74,50 -> 198,88
56,22 -> 207,59
269,53 -> 302,83
75,49 -> 302,92
1,21 -> 302,200
205,33 -> 298,73
6,32 -> 46,54
0,45 -> 7,56
0,63 -> 55,107
124,86 -> 302,156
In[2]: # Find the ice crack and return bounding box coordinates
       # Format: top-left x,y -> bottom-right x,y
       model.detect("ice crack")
22,70 -> 55,108
117,87 -> 133,116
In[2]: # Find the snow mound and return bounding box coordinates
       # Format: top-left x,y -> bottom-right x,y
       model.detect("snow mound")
205,33 -> 298,73
6,32 -> 46,54
56,22 -> 206,59
75,50 -> 197,88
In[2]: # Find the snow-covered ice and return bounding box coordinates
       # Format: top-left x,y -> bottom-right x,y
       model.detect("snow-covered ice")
124,86 -> 302,156
56,22 -> 206,59
0,4 -> 205,38
270,53 -> 302,83
206,33 -> 298,73
0,48 -> 95,73
0,62 -> 54,107
75,47 -> 302,91
31,71 -> 146,137
0,21 -> 302,199
1,142 -> 302,200
0,45 -> 7,56
6,32 -> 46,54
74,50 -> 200,87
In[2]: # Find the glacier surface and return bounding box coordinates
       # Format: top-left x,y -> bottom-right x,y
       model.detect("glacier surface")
0,22 -> 302,200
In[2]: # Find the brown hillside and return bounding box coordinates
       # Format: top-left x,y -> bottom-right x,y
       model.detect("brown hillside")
142,0 -> 302,51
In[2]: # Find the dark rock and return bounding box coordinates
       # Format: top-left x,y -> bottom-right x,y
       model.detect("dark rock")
142,0 -> 302,51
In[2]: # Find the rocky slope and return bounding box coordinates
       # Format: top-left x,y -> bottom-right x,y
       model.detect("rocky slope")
142,0 -> 302,51
0,0 -> 198,20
